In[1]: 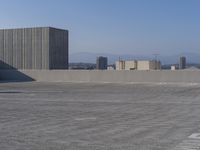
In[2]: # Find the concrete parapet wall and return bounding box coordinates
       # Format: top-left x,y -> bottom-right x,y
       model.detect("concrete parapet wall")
0,70 -> 200,83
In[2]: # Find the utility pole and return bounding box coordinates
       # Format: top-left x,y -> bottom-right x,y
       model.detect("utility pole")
118,57 -> 121,70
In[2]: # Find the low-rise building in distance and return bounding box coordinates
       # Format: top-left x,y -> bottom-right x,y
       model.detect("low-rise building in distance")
69,63 -> 96,70
171,65 -> 177,70
137,60 -> 161,70
107,65 -> 115,70
116,60 -> 161,70
116,60 -> 137,70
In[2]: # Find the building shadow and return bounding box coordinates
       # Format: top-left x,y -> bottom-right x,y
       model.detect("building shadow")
0,60 -> 35,82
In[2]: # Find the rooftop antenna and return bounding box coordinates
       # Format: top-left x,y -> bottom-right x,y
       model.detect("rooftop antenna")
153,53 -> 160,70
153,53 -> 159,61
118,56 -> 121,70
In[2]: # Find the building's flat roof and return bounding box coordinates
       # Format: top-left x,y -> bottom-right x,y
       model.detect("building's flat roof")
0,27 -> 68,31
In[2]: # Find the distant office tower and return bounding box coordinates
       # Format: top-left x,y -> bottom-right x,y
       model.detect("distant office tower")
96,56 -> 108,70
0,27 -> 68,70
179,56 -> 186,69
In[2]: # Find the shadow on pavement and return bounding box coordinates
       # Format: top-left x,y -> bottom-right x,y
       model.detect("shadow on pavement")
0,60 -> 35,82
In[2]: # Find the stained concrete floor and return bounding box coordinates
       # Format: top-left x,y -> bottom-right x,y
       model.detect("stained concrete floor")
0,82 -> 200,150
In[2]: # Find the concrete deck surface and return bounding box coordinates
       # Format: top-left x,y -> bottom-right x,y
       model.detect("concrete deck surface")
0,82 -> 200,150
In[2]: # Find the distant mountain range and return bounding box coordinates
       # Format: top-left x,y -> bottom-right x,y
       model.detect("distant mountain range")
69,52 -> 200,65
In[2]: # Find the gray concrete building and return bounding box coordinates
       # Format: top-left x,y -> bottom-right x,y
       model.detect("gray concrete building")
0,27 -> 68,70
179,56 -> 186,69
96,56 -> 108,70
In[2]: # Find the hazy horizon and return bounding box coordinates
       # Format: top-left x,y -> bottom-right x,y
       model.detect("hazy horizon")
69,51 -> 200,65
0,0 -> 200,56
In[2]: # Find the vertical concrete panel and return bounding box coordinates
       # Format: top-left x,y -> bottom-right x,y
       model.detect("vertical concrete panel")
61,30 -> 65,68
24,28 -> 32,69
12,29 -> 17,68
49,28 -> 56,69
4,30 -> 13,69
46,28 -> 50,69
18,29 -> 23,69
49,28 -> 53,69
0,30 -> 4,68
9,30 -> 13,68
49,28 -> 68,69
41,28 -> 45,69
12,29 -> 23,69
31,28 -> 36,69
33,28 -> 37,69
64,30 -> 68,69
42,28 -> 49,69
35,28 -> 42,69
22,29 -> 25,69
55,30 -> 59,68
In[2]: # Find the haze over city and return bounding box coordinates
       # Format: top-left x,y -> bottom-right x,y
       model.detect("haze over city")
0,0 -> 200,63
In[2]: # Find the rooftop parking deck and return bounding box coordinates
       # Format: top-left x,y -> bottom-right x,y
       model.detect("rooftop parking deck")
0,82 -> 200,150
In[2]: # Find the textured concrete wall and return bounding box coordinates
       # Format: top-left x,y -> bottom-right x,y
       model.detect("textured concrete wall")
49,28 -> 68,69
0,27 -> 68,70
0,27 -> 49,69
1,70 -> 200,83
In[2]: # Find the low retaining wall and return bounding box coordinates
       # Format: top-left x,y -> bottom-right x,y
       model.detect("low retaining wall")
0,70 -> 200,83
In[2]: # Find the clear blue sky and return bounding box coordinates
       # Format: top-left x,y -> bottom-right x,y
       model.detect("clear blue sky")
0,0 -> 200,56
